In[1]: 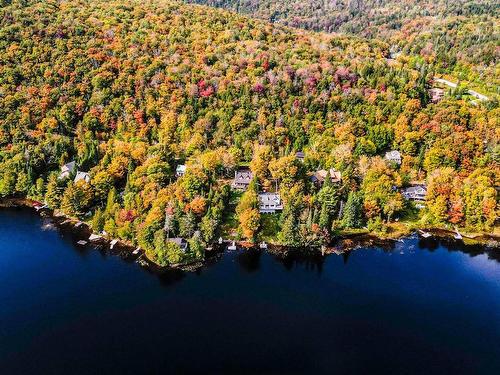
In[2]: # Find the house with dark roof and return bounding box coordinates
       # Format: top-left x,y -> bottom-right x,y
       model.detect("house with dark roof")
402,185 -> 427,201
295,151 -> 305,162
232,169 -> 253,190
311,168 -> 342,185
258,193 -> 283,213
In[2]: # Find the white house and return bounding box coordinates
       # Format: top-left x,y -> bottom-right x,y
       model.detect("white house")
258,193 -> 283,213
385,150 -> 402,165
402,185 -> 427,201
176,164 -> 186,177
59,161 -> 76,180
74,171 -> 90,184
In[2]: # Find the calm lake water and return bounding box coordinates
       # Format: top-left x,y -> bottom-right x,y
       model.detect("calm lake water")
0,208 -> 499,374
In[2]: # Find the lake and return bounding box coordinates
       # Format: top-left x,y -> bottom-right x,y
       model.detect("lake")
0,207 -> 499,374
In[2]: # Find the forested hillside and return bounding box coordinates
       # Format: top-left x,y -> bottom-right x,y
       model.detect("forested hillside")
0,0 -> 498,266
186,0 -> 500,93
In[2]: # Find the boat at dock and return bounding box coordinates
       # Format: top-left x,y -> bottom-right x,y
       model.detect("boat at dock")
89,234 -> 102,241
227,241 -> 237,251
418,230 -> 432,238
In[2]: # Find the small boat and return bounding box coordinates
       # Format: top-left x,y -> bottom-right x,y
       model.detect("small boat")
89,234 -> 102,241
34,204 -> 48,212
419,230 -> 431,238
227,241 -> 237,251
110,239 -> 119,249
77,240 -> 87,246
259,241 -> 267,249
218,237 -> 223,245
133,247 -> 140,255
454,228 -> 463,240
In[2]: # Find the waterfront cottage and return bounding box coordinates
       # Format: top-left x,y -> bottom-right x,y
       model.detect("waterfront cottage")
176,164 -> 186,177
74,171 -> 90,184
258,193 -> 283,213
59,161 -> 76,180
232,169 -> 253,190
385,150 -> 402,165
311,168 -> 342,185
402,185 -> 427,201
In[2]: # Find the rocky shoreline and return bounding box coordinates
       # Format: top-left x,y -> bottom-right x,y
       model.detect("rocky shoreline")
1,197 -> 498,271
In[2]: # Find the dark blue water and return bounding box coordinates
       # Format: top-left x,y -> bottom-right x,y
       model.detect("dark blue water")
0,208 -> 499,374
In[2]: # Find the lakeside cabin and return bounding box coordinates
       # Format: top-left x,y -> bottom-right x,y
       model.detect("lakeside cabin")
176,164 -> 186,177
232,169 -> 253,190
311,168 -> 342,185
385,150 -> 402,165
74,171 -> 90,184
402,185 -> 427,201
59,161 -> 76,180
258,193 -> 283,213
167,237 -> 188,253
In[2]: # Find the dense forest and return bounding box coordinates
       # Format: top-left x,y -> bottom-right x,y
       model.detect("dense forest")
0,0 -> 498,266
186,0 -> 500,93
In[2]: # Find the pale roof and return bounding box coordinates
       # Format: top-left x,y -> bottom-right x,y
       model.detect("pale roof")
74,171 -> 90,183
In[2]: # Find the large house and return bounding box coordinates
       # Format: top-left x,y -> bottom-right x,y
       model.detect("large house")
74,171 -> 90,184
311,168 -> 342,185
232,169 -> 253,190
385,150 -> 402,165
402,185 -> 427,201
258,193 -> 283,213
59,161 -> 76,180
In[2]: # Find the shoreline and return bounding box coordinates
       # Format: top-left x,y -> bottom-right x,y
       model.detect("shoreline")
1,197 -> 498,270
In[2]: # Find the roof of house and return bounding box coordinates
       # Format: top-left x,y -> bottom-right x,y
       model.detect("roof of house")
258,193 -> 283,207
385,150 -> 401,159
176,164 -> 186,173
233,169 -> 253,184
168,237 -> 188,251
403,185 -> 427,194
61,161 -> 76,173
385,150 -> 401,161
312,168 -> 342,183
74,171 -> 90,183
295,151 -> 305,159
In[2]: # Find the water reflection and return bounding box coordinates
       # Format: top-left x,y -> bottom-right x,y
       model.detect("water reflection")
237,248 -> 261,273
